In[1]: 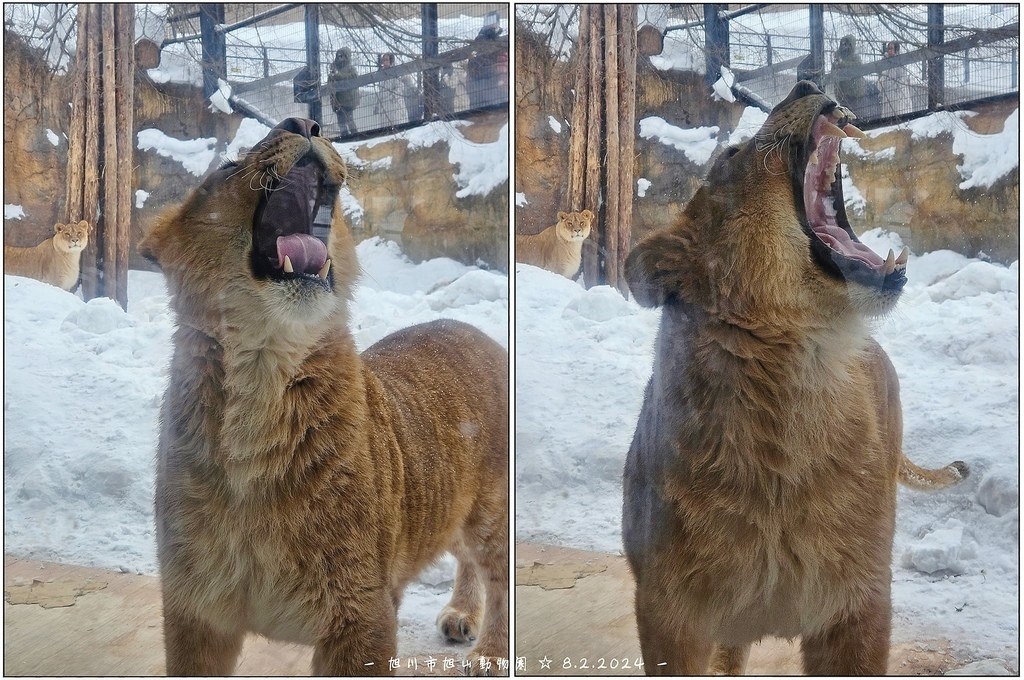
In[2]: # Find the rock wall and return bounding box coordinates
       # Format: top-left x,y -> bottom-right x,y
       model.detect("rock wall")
3,32 -> 508,273
515,27 -> 1019,265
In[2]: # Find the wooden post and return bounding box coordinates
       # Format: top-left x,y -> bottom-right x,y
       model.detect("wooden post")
64,6 -> 88,225
82,4 -> 102,300
114,4 -> 135,308
808,4 -> 824,88
603,5 -> 620,289
617,5 -> 637,297
101,5 -> 118,302
200,4 -> 226,100
421,3 -> 440,119
582,6 -> 603,288
927,4 -> 945,109
304,4 -> 322,124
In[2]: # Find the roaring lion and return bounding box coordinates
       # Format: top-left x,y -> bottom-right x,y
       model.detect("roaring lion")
515,209 -> 593,278
139,118 -> 508,676
4,220 -> 90,291
622,82 -> 968,676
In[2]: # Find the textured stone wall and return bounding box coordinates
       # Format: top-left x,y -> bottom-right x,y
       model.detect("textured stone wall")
4,33 -> 508,273
515,28 -> 1019,264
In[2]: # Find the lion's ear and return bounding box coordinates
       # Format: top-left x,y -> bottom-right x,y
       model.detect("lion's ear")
77,220 -> 91,233
53,223 -> 66,234
580,209 -> 594,222
625,224 -> 695,308
557,211 -> 568,221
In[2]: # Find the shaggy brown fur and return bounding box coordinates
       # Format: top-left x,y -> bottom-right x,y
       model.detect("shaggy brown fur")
139,118 -> 508,676
622,82 -> 968,676
4,220 -> 90,291
515,210 -> 593,278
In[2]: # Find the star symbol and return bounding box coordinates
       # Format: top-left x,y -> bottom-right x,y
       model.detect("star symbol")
539,656 -> 553,670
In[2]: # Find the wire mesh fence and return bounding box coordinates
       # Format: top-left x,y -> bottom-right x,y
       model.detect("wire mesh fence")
153,4 -> 507,140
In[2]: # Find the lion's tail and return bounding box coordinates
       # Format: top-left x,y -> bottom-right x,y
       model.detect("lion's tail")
899,455 -> 969,491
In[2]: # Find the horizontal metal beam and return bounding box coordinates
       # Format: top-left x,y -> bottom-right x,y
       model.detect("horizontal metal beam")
162,4 -> 301,46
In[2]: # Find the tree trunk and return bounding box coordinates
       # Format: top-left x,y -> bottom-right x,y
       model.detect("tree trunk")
603,5 -> 620,289
114,4 -> 135,309
566,8 -> 589,212
101,4 -> 118,303
81,4 -> 102,300
616,5 -> 638,297
64,7 -> 88,225
582,6 -> 603,288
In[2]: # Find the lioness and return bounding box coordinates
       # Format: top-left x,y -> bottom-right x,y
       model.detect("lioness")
622,82 -> 968,676
139,118 -> 508,676
4,220 -> 90,291
515,209 -> 593,278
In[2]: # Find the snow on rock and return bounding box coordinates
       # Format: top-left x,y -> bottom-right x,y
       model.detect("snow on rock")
727,106 -> 769,145
926,261 -> 1019,301
636,178 -> 651,197
61,297 -> 136,335
224,117 -> 272,162
639,117 -> 720,165
136,129 -> 217,177
976,466 -> 1018,517
45,128 -> 60,146
135,189 -> 150,209
547,115 -> 562,134
900,519 -> 973,575
516,192 -> 529,207
5,204 -> 26,220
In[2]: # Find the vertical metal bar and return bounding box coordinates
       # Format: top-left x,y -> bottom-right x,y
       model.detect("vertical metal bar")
766,33 -> 772,67
703,3 -> 729,89
421,3 -> 439,119
1012,49 -> 1018,89
927,4 -> 944,109
199,4 -> 225,99
263,45 -> 269,79
808,4 -> 824,88
964,47 -> 970,84
304,4 -> 321,124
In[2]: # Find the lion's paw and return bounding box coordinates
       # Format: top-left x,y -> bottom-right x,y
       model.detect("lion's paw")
436,606 -> 479,643
464,653 -> 509,677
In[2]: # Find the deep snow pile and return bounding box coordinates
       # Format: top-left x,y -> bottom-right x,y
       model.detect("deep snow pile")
514,234 -> 1018,670
3,239 -> 508,659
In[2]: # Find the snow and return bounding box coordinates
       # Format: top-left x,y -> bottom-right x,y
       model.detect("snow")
5,204 -> 26,220
4,238 -> 508,661
515,232 -> 1018,669
208,79 -> 234,115
45,128 -> 60,147
636,178 -> 651,198
547,115 -> 562,134
135,190 -> 150,209
638,117 -> 720,165
136,129 -> 218,177
516,192 -> 529,207
727,106 -> 769,145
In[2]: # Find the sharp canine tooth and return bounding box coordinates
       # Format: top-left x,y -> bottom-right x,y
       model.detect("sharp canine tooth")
884,249 -> 895,275
283,255 -> 294,274
318,259 -> 331,279
896,246 -> 909,265
821,121 -> 848,138
808,150 -> 819,166
843,123 -> 866,139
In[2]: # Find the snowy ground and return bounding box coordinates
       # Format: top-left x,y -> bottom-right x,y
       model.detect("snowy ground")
514,231 -> 1019,671
3,238 -> 508,661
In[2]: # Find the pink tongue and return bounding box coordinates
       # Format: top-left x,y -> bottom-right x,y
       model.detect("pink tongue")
276,234 -> 327,274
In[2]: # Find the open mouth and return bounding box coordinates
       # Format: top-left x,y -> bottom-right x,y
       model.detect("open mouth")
795,103 -> 907,292
250,154 -> 337,290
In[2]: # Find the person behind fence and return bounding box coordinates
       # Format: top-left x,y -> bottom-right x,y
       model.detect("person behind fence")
466,12 -> 506,108
831,34 -> 869,107
879,40 -> 912,118
373,53 -> 417,128
329,47 -> 359,136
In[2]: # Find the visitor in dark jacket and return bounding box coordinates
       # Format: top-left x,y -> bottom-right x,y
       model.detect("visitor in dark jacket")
329,47 -> 360,136
832,34 -> 868,105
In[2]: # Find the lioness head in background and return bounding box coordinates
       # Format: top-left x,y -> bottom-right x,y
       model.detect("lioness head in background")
139,118 -> 359,342
54,220 -> 90,252
556,210 -> 594,242
627,81 -> 908,325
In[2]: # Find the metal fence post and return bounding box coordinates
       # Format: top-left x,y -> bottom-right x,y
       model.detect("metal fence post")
927,4 -> 945,109
199,4 -> 226,99
305,4 -> 322,124
421,3 -> 439,120
808,4 -> 824,88
704,3 -> 729,88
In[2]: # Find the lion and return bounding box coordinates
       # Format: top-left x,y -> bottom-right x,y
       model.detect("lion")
621,82 -> 968,676
138,118 -> 508,676
515,209 -> 593,278
4,220 -> 90,291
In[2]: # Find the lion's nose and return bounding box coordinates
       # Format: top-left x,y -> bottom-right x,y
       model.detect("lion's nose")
277,117 -> 320,139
